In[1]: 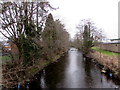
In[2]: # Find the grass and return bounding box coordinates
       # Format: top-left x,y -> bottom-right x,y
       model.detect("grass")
0,56 -> 11,64
91,47 -> 120,56
0,56 -> 11,60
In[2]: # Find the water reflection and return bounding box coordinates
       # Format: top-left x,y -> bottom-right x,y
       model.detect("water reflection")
28,48 -> 120,88
84,58 -> 94,88
40,70 -> 46,88
62,49 -> 83,88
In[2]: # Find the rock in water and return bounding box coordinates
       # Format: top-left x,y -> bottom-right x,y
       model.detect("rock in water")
18,83 -> 20,89
101,69 -> 106,73
109,73 -> 112,77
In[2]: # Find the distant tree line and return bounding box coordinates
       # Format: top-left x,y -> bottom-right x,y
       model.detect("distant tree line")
71,19 -> 105,55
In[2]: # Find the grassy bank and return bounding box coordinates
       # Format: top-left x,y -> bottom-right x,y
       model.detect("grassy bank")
0,56 -> 11,64
91,47 -> 120,56
90,47 -> 120,80
1,55 -> 20,64
0,56 -> 11,60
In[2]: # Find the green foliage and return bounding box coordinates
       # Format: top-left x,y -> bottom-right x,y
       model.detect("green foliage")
25,22 -> 36,37
14,19 -> 43,66
42,14 -> 69,60
1,2 -> 69,67
82,25 -> 93,54
0,2 -> 52,66
0,56 -> 11,64
75,19 -> 105,55
42,14 -> 57,44
42,14 -> 58,60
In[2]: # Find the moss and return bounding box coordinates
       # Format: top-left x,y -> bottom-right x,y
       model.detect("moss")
30,68 -> 38,74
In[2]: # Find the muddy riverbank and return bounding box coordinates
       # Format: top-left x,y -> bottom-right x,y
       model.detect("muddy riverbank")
11,48 -> 120,89
2,51 -> 67,88
89,50 -> 120,81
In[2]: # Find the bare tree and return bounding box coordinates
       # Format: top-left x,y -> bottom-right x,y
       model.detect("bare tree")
75,19 -> 105,54
0,1 -> 54,65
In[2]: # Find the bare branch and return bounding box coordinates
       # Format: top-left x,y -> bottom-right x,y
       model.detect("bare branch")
0,30 -> 10,39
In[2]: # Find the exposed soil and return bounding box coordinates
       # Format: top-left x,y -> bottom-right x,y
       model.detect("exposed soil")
89,50 -> 120,80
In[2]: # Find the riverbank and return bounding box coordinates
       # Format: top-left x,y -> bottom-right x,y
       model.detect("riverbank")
22,48 -> 120,88
2,51 -> 67,88
89,49 -> 120,80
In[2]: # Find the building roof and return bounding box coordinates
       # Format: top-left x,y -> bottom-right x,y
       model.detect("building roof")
110,38 -> 120,41
103,42 -> 120,44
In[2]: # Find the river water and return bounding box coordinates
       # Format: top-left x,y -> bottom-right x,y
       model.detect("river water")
27,48 -> 120,89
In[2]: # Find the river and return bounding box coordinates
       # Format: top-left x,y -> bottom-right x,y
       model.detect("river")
26,48 -> 120,89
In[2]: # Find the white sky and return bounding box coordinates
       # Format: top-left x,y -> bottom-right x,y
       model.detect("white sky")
49,0 -> 120,39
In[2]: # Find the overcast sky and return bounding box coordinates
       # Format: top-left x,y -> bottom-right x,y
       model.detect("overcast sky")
49,0 -> 119,39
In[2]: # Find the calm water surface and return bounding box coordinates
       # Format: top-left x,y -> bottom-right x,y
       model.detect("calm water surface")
28,48 -> 120,88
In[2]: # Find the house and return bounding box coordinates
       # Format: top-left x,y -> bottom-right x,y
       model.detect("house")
110,38 -> 120,43
2,41 -> 19,57
3,42 -> 11,52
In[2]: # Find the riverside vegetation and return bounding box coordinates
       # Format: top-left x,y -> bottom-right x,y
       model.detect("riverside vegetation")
0,2 -> 69,88
71,19 -> 120,80
90,47 -> 120,79
0,1 -> 120,89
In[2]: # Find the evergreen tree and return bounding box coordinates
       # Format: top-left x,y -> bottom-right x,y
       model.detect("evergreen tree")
82,25 -> 93,55
42,13 -> 58,60
42,14 -> 69,60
